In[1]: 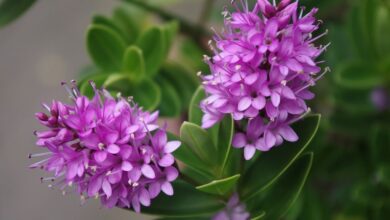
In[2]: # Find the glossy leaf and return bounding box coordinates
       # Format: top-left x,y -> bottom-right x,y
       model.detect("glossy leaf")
141,180 -> 223,217
216,115 -> 239,177
0,0 -> 36,28
160,62 -> 199,111
246,153 -> 314,219
86,25 -> 127,71
136,26 -> 166,77
122,45 -> 145,82
180,122 -> 218,171
169,132 -> 215,184
196,174 -> 240,197
188,86 -> 220,152
240,115 -> 321,200
156,75 -> 182,117
104,74 -> 161,111
189,86 -> 205,125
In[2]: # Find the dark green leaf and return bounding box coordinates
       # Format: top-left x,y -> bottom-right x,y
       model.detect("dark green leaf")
104,74 -> 161,111
122,45 -> 145,82
155,75 -> 182,117
216,115 -> 237,177
86,25 -> 127,71
160,62 -> 199,111
196,174 -> 240,197
180,122 -> 218,171
240,115 -> 321,200
188,86 -> 205,125
334,62 -> 382,89
169,133 -> 215,184
140,180 -> 223,217
246,153 -> 314,219
0,0 -> 36,28
188,86 -> 220,150
136,26 -> 166,76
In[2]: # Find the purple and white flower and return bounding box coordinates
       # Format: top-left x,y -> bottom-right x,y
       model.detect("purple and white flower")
200,0 -> 329,159
30,81 -> 181,212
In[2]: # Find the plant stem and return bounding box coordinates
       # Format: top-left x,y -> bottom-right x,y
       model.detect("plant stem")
122,0 -> 211,52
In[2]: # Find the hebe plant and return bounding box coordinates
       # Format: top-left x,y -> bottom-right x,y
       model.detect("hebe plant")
3,0 -> 372,219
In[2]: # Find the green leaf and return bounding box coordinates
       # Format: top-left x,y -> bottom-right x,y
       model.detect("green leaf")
334,62 -> 382,89
160,62 -> 199,111
180,122 -> 218,171
188,86 -> 219,148
136,26 -> 166,77
92,15 -> 128,42
104,74 -> 161,111
188,86 -> 205,126
156,75 -> 182,117
162,21 -> 179,56
140,180 -> 223,217
79,74 -> 109,98
240,115 -> 321,200
246,153 -> 314,219
0,0 -> 36,28
86,25 -> 127,71
216,115 -> 237,176
112,5 -> 141,43
169,133 -> 215,184
180,38 -> 209,72
196,174 -> 240,197
122,46 -> 145,82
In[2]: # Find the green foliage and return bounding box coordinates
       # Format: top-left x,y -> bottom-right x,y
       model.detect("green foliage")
161,88 -> 321,218
86,24 -> 127,71
141,180 -> 223,218
0,0 -> 36,28
79,4 -> 198,116
246,153 -> 314,219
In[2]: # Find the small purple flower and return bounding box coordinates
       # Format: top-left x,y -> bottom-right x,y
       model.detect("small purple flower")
212,193 -> 250,220
30,81 -> 181,212
371,87 -> 389,111
200,0 -> 328,159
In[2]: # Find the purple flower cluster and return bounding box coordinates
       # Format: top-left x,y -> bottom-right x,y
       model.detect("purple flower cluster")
200,0 -> 329,160
30,81 -> 181,212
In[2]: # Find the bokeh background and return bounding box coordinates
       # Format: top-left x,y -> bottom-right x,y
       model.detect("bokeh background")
0,0 -> 389,220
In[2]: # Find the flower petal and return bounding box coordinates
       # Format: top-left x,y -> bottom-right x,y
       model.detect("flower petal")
164,141 -> 181,153
238,97 -> 252,111
141,164 -> 155,179
161,182 -> 174,196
